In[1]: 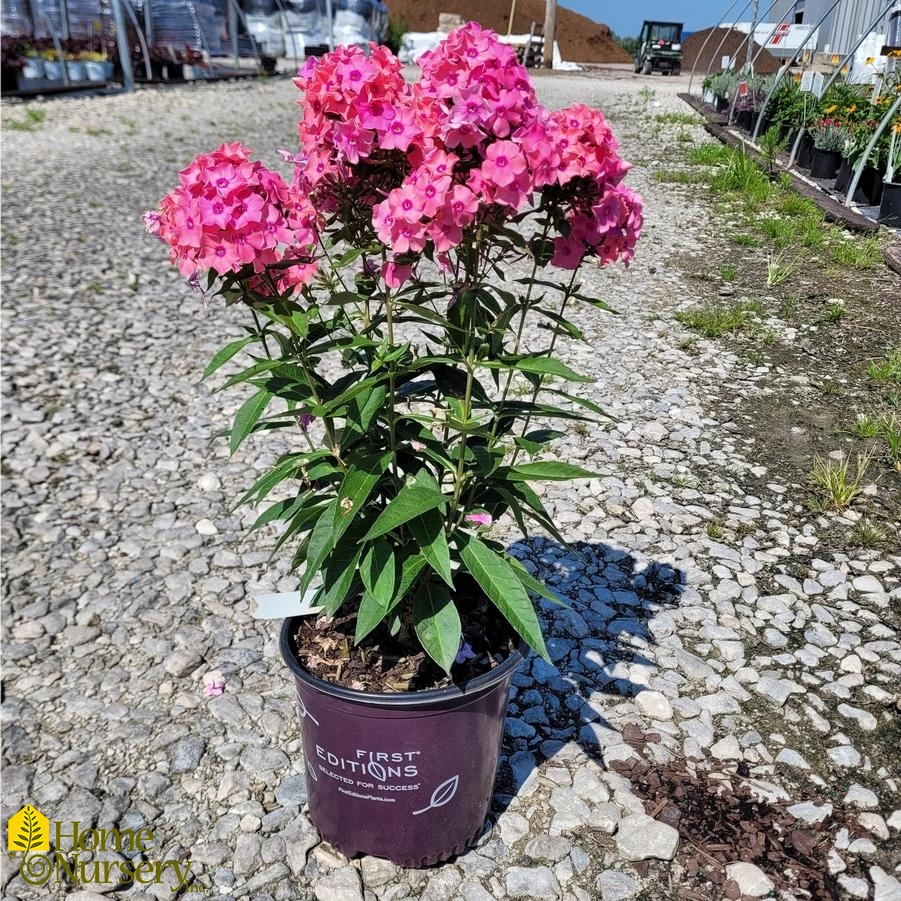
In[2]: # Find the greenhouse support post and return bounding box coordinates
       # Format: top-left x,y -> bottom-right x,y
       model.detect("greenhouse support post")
751,0 -> 845,140
788,0 -> 895,166
688,0 -> 745,93
845,94 -> 901,206
110,0 -> 134,92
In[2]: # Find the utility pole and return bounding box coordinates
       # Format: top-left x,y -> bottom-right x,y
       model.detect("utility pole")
542,0 -> 557,68
746,0 -> 759,72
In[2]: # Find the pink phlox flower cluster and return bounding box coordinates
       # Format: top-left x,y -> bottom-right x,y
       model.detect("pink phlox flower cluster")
149,25 -> 643,291
149,142 -> 320,292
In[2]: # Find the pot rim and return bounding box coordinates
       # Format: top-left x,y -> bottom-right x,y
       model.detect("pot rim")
280,615 -> 528,707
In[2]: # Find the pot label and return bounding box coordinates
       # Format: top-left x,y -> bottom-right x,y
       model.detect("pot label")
313,743 -> 423,798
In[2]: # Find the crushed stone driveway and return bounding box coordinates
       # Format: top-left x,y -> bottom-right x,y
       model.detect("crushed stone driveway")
2,71 -> 899,901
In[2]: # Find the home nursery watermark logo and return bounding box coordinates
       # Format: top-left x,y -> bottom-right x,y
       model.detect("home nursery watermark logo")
7,805 -> 198,892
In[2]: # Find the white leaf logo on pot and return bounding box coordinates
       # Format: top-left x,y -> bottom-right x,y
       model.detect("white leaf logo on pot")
297,696 -> 319,726
412,775 -> 459,816
306,760 -> 318,782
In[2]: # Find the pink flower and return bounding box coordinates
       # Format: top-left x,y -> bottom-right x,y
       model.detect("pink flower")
202,670 -> 225,698
466,511 -> 493,527
383,259 -> 413,288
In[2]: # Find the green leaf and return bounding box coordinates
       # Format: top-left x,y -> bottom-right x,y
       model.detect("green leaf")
408,509 -> 453,587
203,334 -> 257,380
361,539 -> 397,606
458,533 -> 549,661
505,461 -> 596,482
354,591 -> 389,644
363,484 -> 447,541
298,501 -> 336,595
318,541 -> 363,617
508,356 -> 593,383
414,581 -> 462,673
230,389 -> 272,455
333,451 -> 391,542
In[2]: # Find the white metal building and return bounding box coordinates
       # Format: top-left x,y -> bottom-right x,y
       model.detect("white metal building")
766,0 -> 895,54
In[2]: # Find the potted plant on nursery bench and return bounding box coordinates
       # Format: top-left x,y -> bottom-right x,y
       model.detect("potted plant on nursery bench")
147,23 -> 642,867
878,118 -> 901,227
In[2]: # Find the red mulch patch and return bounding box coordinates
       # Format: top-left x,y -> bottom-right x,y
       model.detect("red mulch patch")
613,726 -> 876,901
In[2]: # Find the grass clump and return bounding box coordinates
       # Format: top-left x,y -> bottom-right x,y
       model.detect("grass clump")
849,518 -> 885,548
4,107 -> 47,131
766,251 -> 797,286
656,111 -> 703,126
676,301 -> 761,338
689,142 -> 731,166
710,149 -> 771,202
720,264 -> 737,282
652,169 -> 706,184
866,347 -> 901,384
828,234 -> 883,270
809,451 -> 871,510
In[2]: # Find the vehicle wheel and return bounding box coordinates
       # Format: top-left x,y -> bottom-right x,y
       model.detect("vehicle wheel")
673,66 -> 682,76
642,59 -> 652,75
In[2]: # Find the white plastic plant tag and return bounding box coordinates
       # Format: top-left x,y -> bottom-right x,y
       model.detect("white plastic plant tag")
254,587 -> 323,620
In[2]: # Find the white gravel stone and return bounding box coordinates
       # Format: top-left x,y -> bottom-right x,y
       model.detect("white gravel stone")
844,784 -> 880,809
828,745 -> 862,767
870,866 -> 901,901
837,875 -> 870,898
506,866 -> 561,899
859,813 -> 891,840
634,690 -> 673,720
725,862 -> 775,897
595,870 -> 641,901
788,802 -> 833,825
195,518 -> 218,535
710,735 -> 742,760
614,814 -> 679,861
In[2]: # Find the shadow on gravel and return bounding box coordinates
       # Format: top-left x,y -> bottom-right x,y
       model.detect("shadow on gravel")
490,537 -> 688,821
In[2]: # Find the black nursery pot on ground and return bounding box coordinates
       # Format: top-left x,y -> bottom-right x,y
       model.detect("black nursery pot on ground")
879,181 -> 901,228
280,617 -> 525,867
835,160 -> 885,205
794,132 -> 814,169
810,148 -> 842,180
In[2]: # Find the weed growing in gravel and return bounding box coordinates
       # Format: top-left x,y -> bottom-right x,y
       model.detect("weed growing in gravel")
4,107 -> 47,132
720,264 -> 737,282
866,347 -> 901,384
823,302 -> 846,323
689,142 -> 730,166
809,451 -> 872,510
849,518 -> 885,548
652,169 -> 706,184
829,234 -> 883,269
638,86 -> 656,104
731,233 -> 760,247
766,251 -> 797,286
851,413 -> 882,438
656,112 -> 703,126
705,520 -> 724,539
711,150 -> 771,203
677,129 -> 693,144
820,379 -> 842,395
675,301 -> 760,338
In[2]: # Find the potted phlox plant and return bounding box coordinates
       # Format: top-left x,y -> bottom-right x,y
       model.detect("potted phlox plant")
146,23 -> 643,866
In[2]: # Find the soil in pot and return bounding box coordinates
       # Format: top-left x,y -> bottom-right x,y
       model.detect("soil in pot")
879,182 -> 901,228
810,148 -> 841,180
292,575 -> 519,692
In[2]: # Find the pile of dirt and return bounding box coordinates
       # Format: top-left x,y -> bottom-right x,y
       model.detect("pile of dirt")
683,27 -> 781,76
385,0 -> 630,64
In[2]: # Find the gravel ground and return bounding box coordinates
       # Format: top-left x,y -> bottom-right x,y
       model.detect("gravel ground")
2,72 -> 900,901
